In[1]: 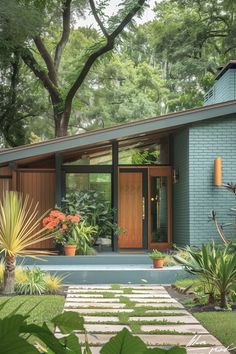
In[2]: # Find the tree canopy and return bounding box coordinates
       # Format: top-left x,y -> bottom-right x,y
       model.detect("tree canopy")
0,0 -> 236,146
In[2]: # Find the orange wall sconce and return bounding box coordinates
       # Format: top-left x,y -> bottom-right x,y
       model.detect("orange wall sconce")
214,157 -> 222,186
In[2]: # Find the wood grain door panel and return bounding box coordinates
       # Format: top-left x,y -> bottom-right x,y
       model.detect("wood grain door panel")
17,170 -> 56,249
118,172 -> 143,248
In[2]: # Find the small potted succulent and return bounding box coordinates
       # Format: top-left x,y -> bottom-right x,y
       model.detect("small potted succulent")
149,249 -> 165,269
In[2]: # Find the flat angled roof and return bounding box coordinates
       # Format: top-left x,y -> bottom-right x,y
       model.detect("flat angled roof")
215,60 -> 236,80
1,99 -> 236,165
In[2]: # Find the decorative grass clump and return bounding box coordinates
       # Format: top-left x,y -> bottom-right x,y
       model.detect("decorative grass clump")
0,263 -> 63,295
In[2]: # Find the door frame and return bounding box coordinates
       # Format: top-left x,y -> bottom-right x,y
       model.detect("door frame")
118,167 -> 148,249
148,166 -> 172,250
118,166 -> 172,250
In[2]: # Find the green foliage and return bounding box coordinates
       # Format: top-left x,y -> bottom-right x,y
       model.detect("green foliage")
0,305 -> 187,353
149,250 -> 165,260
100,327 -> 147,354
15,267 -> 46,295
131,149 -> 160,165
43,273 -> 64,294
1,0 -> 236,144
174,243 -> 236,308
62,190 -> 115,241
13,267 -> 63,295
52,311 -> 84,334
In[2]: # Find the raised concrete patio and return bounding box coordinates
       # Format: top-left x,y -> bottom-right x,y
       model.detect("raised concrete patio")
19,254 -> 191,284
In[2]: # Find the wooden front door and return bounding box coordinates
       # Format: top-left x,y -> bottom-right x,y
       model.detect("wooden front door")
118,169 -> 148,249
118,166 -> 172,250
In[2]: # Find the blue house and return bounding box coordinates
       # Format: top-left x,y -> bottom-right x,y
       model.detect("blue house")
0,61 -> 236,251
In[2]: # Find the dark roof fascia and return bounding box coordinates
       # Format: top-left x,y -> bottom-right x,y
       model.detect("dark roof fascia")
1,100 -> 236,165
215,60 -> 236,80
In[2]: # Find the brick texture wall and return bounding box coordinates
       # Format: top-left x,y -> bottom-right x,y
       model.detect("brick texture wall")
188,115 -> 236,246
173,128 -> 190,246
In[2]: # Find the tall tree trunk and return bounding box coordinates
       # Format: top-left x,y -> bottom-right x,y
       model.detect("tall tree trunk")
220,291 -> 227,308
2,254 -> 16,295
53,102 -> 71,137
208,292 -> 215,305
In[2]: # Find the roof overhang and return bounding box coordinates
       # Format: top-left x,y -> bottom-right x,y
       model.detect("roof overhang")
1,100 -> 236,165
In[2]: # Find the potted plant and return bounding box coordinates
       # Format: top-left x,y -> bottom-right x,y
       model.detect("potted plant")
63,237 -> 78,256
149,249 -> 165,269
43,210 -> 81,256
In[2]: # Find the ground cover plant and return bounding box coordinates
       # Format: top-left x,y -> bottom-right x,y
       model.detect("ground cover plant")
0,303 -> 186,354
0,262 -> 64,295
65,285 -> 191,336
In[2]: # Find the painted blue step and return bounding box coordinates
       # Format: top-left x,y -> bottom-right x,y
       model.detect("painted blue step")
18,254 -> 153,266
18,254 -> 191,284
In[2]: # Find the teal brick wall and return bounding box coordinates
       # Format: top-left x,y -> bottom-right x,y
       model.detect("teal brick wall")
204,69 -> 236,105
188,115 -> 236,246
173,128 -> 190,246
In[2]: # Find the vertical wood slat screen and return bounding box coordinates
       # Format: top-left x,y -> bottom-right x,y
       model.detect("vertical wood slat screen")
17,170 -> 56,249
0,178 -> 12,203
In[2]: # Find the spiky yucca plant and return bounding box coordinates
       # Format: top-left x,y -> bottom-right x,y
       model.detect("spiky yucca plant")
0,191 -> 56,295
174,243 -> 236,307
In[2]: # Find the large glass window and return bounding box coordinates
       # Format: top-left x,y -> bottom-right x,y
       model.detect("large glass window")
119,137 -> 169,165
63,145 -> 112,165
150,176 -> 168,243
65,173 -> 112,240
66,173 -> 111,202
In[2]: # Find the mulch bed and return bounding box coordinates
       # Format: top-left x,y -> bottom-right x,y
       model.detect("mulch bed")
166,285 -> 236,313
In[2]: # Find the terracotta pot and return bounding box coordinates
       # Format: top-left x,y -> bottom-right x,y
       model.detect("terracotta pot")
153,258 -> 164,269
64,244 -> 77,256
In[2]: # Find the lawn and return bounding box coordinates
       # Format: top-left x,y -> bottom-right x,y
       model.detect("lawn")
194,312 -> 236,352
0,295 -> 64,329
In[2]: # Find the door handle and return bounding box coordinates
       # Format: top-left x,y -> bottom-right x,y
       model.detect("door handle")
142,197 -> 145,220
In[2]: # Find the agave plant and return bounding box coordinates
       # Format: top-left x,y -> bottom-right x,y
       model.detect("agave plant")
0,191 -> 56,295
174,242 -> 236,307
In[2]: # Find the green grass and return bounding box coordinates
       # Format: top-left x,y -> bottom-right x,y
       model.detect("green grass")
122,288 -> 133,294
119,295 -> 136,308
111,284 -> 121,290
0,295 -> 64,329
194,312 -> 236,352
175,277 -> 200,289
101,292 -> 115,298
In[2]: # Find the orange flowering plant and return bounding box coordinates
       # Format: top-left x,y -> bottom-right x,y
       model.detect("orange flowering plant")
43,210 -> 81,245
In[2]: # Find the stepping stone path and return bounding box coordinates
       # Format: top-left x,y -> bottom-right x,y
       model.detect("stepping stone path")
57,285 -> 229,353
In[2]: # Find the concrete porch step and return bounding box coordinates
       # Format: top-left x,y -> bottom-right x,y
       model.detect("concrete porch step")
19,255 -> 190,284
19,254 -> 153,265
20,264 -> 188,284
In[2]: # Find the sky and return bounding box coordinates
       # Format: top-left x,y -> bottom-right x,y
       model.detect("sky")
79,0 -> 157,28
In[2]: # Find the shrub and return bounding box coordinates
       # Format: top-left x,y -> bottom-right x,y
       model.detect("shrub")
149,249 -> 165,259
44,274 -> 64,294
62,190 -> 115,242
15,267 -> 46,295
0,191 -> 56,295
15,266 -> 28,284
0,261 -> 4,286
174,242 -> 236,308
